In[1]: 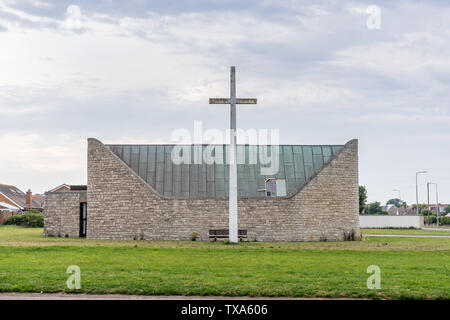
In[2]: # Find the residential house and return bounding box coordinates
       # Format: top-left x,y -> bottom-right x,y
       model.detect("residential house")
48,184 -> 70,193
428,204 -> 449,215
0,184 -> 43,211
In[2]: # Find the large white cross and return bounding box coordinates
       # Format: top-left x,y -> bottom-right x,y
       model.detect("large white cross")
209,66 -> 257,243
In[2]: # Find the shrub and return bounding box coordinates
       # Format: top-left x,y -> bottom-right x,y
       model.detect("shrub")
343,230 -> 358,241
438,217 -> 450,225
24,209 -> 42,215
5,211 -> 44,228
190,232 -> 198,241
424,215 -> 437,225
368,202 -> 382,214
421,210 -> 433,216
4,214 -> 25,226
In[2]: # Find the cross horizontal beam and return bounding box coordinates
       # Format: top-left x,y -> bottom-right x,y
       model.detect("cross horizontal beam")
209,98 -> 257,104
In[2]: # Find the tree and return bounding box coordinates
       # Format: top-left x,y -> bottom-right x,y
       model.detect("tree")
410,203 -> 427,215
359,186 -> 367,214
421,209 -> 433,216
386,198 -> 406,208
443,205 -> 450,215
368,202 -> 382,214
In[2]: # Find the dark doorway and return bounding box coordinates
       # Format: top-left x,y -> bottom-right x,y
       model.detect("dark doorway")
79,202 -> 87,237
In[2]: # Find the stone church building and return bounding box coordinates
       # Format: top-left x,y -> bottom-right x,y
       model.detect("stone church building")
44,138 -> 360,241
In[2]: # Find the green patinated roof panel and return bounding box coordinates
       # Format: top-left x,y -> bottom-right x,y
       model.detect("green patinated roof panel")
106,144 -> 343,198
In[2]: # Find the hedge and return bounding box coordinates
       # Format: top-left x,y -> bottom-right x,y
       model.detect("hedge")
425,215 -> 450,225
5,211 -> 44,228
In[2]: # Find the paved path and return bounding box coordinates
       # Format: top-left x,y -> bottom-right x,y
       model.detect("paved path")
0,293 -> 359,300
423,227 -> 450,231
363,233 -> 450,238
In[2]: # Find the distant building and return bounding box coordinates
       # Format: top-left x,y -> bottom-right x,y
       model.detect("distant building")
385,204 -> 402,216
0,201 -> 19,212
32,194 -> 46,209
0,183 -> 70,211
381,204 -> 418,216
0,184 -> 42,211
428,204 -> 449,215
48,184 -> 70,193
400,206 -> 420,216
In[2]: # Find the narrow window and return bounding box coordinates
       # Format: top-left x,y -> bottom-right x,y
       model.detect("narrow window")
79,202 -> 87,237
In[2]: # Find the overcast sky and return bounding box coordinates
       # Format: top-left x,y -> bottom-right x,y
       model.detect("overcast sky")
0,0 -> 449,205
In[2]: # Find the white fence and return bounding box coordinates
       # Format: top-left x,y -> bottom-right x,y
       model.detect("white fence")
359,215 -> 424,229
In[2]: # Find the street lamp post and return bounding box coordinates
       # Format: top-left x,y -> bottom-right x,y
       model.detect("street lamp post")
428,182 -> 439,226
416,171 -> 427,215
436,184 -> 440,227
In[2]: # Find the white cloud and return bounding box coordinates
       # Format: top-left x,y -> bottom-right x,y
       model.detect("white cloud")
0,132 -> 87,193
330,32 -> 450,81
0,132 -> 86,172
346,6 -> 367,15
0,1 -> 55,23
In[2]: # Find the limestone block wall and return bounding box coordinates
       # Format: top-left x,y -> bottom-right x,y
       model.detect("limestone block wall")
44,191 -> 86,237
86,138 -> 359,241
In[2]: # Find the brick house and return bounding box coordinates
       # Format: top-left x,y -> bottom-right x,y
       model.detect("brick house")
0,184 -> 42,211
44,138 -> 360,241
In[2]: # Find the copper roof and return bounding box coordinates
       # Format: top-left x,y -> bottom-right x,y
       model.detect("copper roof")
106,144 -> 344,198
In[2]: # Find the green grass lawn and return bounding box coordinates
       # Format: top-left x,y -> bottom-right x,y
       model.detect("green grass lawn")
0,226 -> 449,299
361,228 -> 450,235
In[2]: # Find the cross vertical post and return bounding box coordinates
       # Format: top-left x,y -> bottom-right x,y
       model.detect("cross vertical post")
209,66 -> 257,243
229,66 -> 238,243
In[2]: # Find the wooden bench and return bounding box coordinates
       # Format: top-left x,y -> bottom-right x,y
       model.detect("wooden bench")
208,229 -> 248,241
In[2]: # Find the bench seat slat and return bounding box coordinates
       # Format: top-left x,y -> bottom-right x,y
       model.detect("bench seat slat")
208,229 -> 248,241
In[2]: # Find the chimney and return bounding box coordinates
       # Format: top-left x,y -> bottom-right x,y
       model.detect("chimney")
26,189 -> 33,208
